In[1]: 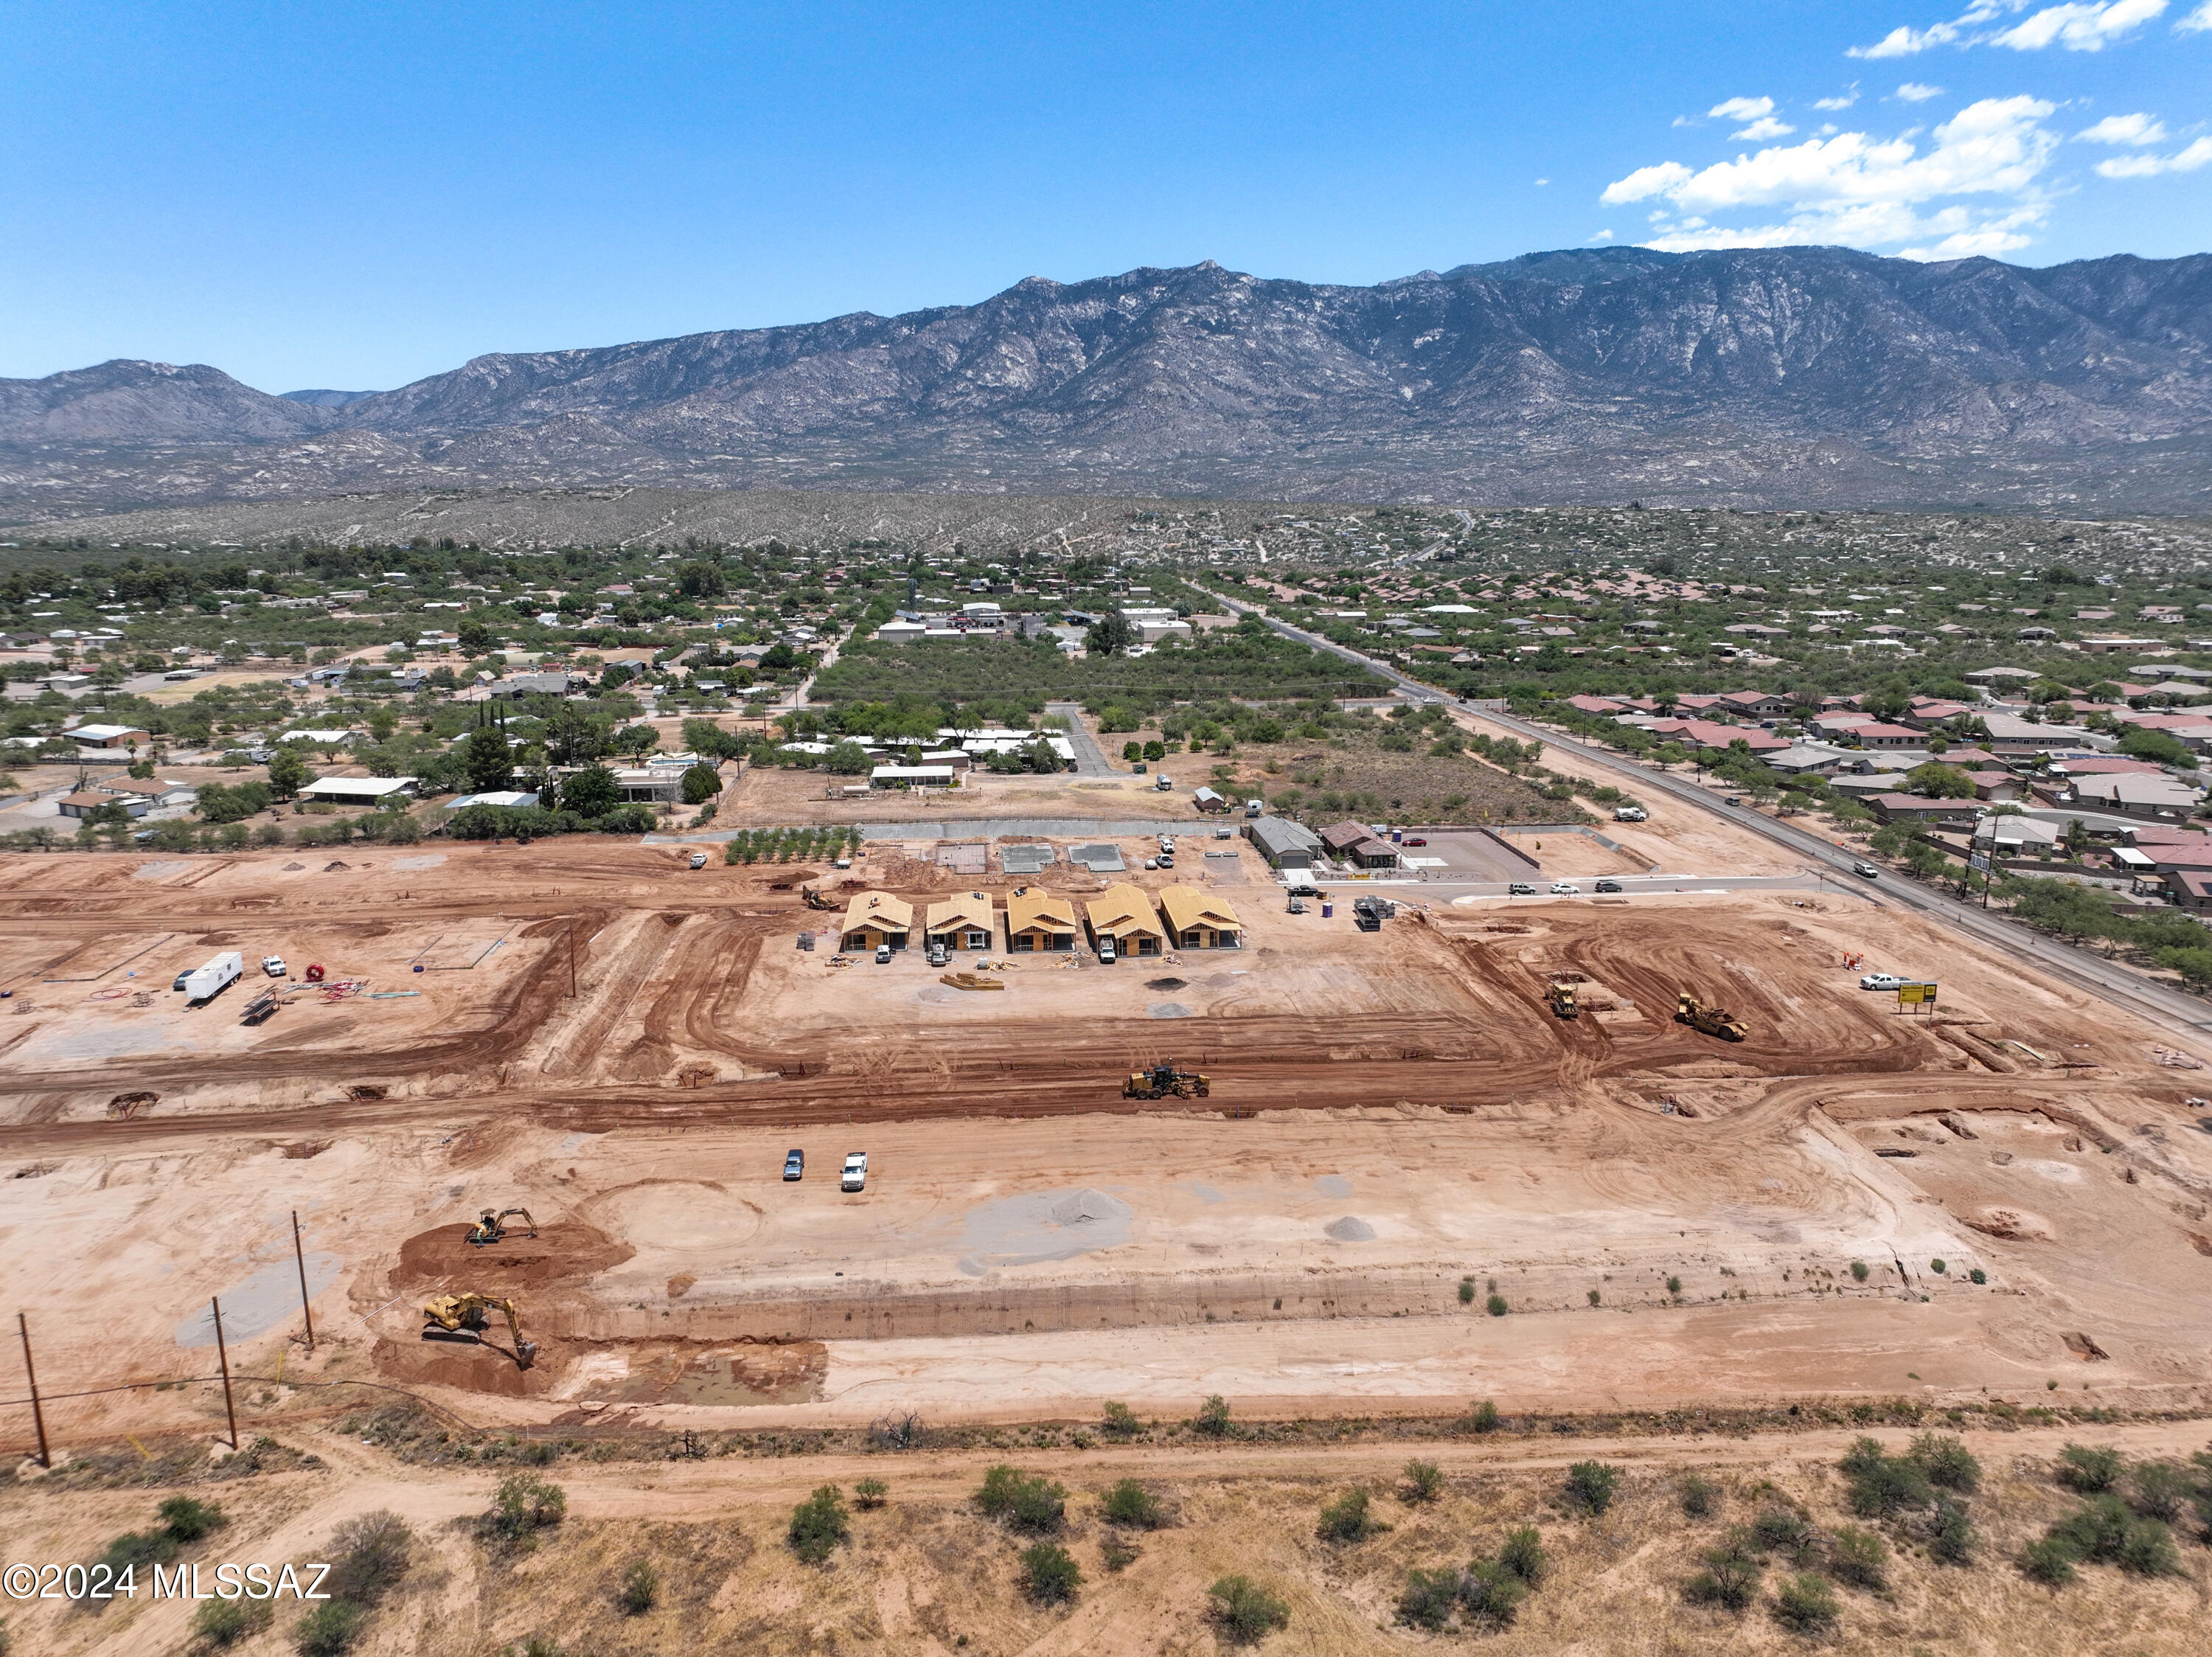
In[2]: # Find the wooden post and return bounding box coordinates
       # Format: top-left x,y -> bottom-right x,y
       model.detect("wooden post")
17,1313 -> 50,1469
210,1297 -> 238,1451
291,1211 -> 316,1353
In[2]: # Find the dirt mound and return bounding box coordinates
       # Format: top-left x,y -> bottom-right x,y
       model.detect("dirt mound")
373,1333 -> 554,1397
391,1221 -> 633,1293
1145,977 -> 1188,991
1962,1206 -> 2055,1241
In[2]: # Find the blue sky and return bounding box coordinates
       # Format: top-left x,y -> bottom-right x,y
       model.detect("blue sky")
2,1 -> 2208,392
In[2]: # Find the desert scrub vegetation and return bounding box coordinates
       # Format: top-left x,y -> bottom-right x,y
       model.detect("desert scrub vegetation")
1018,1542 -> 1082,1605
974,1465 -> 1068,1534
481,1475 -> 567,1552
787,1484 -> 850,1563
1206,1575 -> 1291,1644
1100,1478 -> 1166,1529
1316,1485 -> 1382,1543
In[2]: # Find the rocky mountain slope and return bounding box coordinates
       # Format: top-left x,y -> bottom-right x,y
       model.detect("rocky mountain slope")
4,245 -> 2209,518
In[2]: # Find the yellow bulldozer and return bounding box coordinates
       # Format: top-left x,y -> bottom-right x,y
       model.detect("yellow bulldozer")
1122,1057 -> 1211,1100
467,1207 -> 538,1246
421,1292 -> 537,1368
1545,979 -> 1580,1019
1674,991 -> 1747,1043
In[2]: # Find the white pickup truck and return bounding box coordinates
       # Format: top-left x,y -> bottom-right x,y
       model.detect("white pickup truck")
841,1152 -> 868,1192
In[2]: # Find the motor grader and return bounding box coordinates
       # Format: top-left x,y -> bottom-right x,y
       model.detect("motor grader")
467,1207 -> 538,1246
421,1293 -> 537,1367
1674,990 -> 1747,1042
1122,1058 -> 1211,1100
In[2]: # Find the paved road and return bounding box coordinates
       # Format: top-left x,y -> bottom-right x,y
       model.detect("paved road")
1046,701 -> 1116,777
1209,591 -> 2212,1043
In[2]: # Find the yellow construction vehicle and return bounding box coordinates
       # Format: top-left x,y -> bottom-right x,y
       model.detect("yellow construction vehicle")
1674,991 -> 1747,1043
1122,1058 -> 1211,1100
801,887 -> 834,911
467,1207 -> 538,1246
421,1293 -> 537,1367
1545,979 -> 1579,1019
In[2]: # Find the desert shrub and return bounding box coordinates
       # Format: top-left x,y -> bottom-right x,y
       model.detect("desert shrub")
1752,1505 -> 1818,1566
189,1595 -> 273,1648
2118,1521 -> 2182,1577
1930,1496 -> 1977,1565
2039,1492 -> 2180,1576
1684,1526 -> 1764,1611
2020,1535 -> 2078,1585
975,1466 -> 1066,1534
2058,1444 -> 2123,1493
1194,1394 -> 1233,1437
1206,1575 -> 1290,1643
159,1497 -> 227,1542
788,1484 -> 849,1563
1457,1558 -> 1526,1627
1499,1525 -> 1548,1584
1828,1524 -> 1888,1590
483,1476 -> 566,1547
1100,1400 -> 1141,1439
324,1512 -> 411,1605
1910,1433 -> 1981,1493
1682,1475 -> 1718,1518
1316,1487 -> 1377,1543
1843,1442 -> 1933,1518
293,1599 -> 368,1657
1666,1275 -> 1682,1296
1849,1260 -> 1869,1281
1771,1572 -> 1840,1633
1458,1277 -> 1475,1304
852,1477 -> 888,1510
91,1529 -> 178,1577
1019,1542 -> 1082,1605
1102,1535 -> 1140,1572
1101,1479 -> 1164,1529
617,1560 -> 658,1616
1486,1293 -> 1509,1316
1466,1398 -> 1502,1433
1397,1567 -> 1460,1630
2126,1460 -> 2190,1524
1401,1459 -> 1444,1504
1564,1461 -> 1621,1515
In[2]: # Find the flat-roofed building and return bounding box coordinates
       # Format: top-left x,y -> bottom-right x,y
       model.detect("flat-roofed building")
838,890 -> 912,953
1158,885 -> 1242,949
1085,883 -> 1168,956
1004,888 -> 1078,951
925,892 -> 997,952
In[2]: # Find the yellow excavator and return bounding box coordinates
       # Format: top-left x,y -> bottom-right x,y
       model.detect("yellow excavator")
801,887 -> 834,911
467,1208 -> 538,1246
421,1293 -> 537,1368
1674,991 -> 1747,1043
1545,979 -> 1580,1020
1122,1057 -> 1211,1100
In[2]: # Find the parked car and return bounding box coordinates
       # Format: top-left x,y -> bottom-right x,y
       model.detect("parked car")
1157,854 -> 1175,869
1595,878 -> 1623,894
1550,882 -> 1582,896
1853,861 -> 1881,879
173,969 -> 192,991
1287,883 -> 1323,898
1860,972 -> 1912,992
1287,896 -> 1307,914
841,1152 -> 867,1192
1508,882 -> 1538,896
1613,806 -> 1647,822
1143,857 -> 1158,871
782,1148 -> 804,1181
926,941 -> 948,968
1401,836 -> 1427,847
874,943 -> 892,965
688,850 -> 708,869
1099,939 -> 1117,963
260,955 -> 286,978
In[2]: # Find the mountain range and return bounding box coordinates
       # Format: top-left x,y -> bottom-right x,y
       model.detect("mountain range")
4,243 -> 2209,521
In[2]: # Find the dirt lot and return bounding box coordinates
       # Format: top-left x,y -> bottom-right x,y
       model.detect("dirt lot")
3,826 -> 2212,1471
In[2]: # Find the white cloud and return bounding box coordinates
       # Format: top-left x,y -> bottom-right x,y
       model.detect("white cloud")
1604,96 -> 2059,260
1733,116 -> 1797,140
1814,89 -> 1862,110
1850,21 -> 1962,57
2076,111 -> 2168,143
1896,81 -> 1947,100
1534,177 -> 1550,187
1708,96 -> 1777,122
2180,1 -> 2212,30
1992,0 -> 2167,50
1588,229 -> 1615,243
2095,134 -> 2212,173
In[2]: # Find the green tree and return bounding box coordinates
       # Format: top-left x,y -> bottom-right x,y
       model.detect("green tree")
1906,760 -> 1976,799
677,561 -> 728,599
559,765 -> 619,818
459,724 -> 514,795
266,745 -> 313,801
456,616 -> 494,656
1086,613 -> 1137,656
826,740 -> 871,775
787,1484 -> 849,1563
2118,725 -> 2194,766
681,763 -> 722,804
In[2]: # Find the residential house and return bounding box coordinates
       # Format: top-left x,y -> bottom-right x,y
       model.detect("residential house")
1713,690 -> 1790,718
1192,787 -> 1231,813
2160,870 -> 2212,913
1319,820 -> 1399,869
870,765 -> 958,789
1085,884 -> 1169,956
611,768 -> 684,805
1246,815 -> 1322,870
1850,723 -> 1925,750
1761,744 -> 1851,777
67,723 -> 151,749
838,891 -> 912,953
925,893 -> 997,953
297,776 -> 417,807
2047,773 -> 2204,824
1158,886 -> 1243,949
1868,794 -> 1981,827
1004,889 -> 1079,952
1979,714 -> 2095,754
57,790 -> 149,820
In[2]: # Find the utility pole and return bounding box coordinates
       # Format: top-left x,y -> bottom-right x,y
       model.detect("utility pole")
17,1313 -> 50,1469
210,1298 -> 238,1451
291,1211 -> 316,1353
